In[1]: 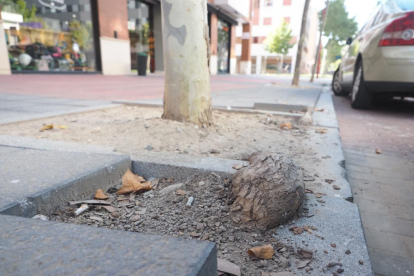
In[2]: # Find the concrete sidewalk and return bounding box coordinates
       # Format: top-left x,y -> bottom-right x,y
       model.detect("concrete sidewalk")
0,85 -> 373,275
0,74 -> 327,125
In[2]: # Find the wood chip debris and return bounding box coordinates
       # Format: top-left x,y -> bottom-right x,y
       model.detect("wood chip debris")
217,258 -> 241,276
69,200 -> 111,206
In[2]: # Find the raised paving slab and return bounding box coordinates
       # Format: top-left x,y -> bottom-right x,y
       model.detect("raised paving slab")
0,146 -> 130,217
0,215 -> 216,276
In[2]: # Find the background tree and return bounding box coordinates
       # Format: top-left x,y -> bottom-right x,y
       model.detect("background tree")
292,0 -> 311,86
310,0 -> 329,82
265,21 -> 294,73
160,0 -> 212,126
321,0 -> 357,72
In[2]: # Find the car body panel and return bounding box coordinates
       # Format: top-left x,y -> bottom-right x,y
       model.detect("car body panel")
338,0 -> 414,93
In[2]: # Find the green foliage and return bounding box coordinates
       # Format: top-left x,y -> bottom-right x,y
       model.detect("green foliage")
320,0 -> 358,70
265,21 -> 294,56
69,20 -> 92,50
15,0 -> 37,21
325,40 -> 342,69
140,23 -> 150,46
321,0 -> 358,41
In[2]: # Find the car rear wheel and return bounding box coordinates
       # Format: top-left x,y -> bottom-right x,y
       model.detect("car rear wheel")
351,63 -> 373,109
332,69 -> 349,96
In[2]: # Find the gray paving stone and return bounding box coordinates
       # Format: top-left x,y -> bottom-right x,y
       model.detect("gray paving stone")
276,196 -> 373,275
0,146 -> 130,217
0,215 -> 217,276
369,249 -> 414,276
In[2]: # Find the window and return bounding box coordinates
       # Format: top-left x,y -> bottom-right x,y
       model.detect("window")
72,4 -> 79,12
284,17 -> 290,24
263,18 -> 272,25
253,37 -> 259,43
283,0 -> 292,6
83,4 -> 91,12
265,0 -> 273,7
396,0 -> 414,11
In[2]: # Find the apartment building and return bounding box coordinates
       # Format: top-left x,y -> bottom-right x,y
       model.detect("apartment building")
236,0 -> 319,74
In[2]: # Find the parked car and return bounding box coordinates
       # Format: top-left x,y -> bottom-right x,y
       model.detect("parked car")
332,0 -> 414,109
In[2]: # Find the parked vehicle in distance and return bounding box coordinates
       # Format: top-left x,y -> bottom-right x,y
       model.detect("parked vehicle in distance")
332,0 -> 414,109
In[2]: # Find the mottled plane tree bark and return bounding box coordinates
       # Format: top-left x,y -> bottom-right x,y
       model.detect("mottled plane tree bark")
160,0 -> 213,126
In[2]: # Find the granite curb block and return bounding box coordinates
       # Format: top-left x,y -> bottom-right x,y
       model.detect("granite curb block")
0,104 -> 122,125
131,150 -> 247,182
0,135 -> 118,155
112,100 -> 303,118
0,147 -> 131,217
0,215 -> 217,276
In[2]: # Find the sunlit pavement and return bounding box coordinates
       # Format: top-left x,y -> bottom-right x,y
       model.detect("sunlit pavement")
333,96 -> 414,276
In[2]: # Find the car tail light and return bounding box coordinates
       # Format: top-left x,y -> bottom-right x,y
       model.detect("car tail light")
379,11 -> 414,46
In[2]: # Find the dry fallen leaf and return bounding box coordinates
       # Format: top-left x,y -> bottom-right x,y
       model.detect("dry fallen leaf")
280,122 -> 292,130
40,124 -> 69,132
94,189 -> 109,200
247,244 -> 274,259
375,149 -> 382,154
117,169 -> 152,195
217,258 -> 241,276
40,124 -> 54,132
315,129 -> 327,134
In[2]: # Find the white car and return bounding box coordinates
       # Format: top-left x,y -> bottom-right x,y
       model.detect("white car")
332,0 -> 414,109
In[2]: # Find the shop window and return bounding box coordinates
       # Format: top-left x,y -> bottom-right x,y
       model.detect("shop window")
283,0 -> 292,6
5,0 -> 98,72
263,18 -> 272,25
83,4 -> 91,12
265,0 -> 273,7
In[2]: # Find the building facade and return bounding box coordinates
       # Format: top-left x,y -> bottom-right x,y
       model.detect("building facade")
236,0 -> 319,75
0,0 -> 253,76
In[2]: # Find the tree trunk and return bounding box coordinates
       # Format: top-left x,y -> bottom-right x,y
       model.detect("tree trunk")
292,0 -> 311,86
160,0 -> 213,126
278,55 -> 284,74
310,0 -> 329,83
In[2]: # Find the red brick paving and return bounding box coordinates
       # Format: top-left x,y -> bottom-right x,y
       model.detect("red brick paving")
0,74 -> 265,101
333,95 -> 414,276
333,96 -> 414,158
